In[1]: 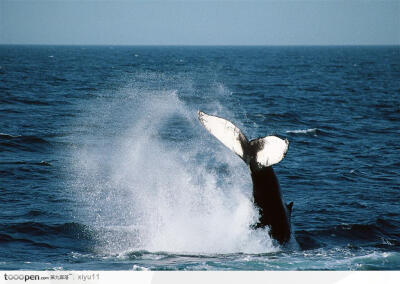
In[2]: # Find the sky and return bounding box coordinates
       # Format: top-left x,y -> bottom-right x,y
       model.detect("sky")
0,0 -> 399,45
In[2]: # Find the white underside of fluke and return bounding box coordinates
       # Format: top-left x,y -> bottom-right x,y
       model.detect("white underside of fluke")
255,136 -> 289,167
198,111 -> 246,158
198,111 -> 289,167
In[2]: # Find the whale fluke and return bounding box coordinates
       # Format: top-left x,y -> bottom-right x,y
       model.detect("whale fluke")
198,111 -> 289,169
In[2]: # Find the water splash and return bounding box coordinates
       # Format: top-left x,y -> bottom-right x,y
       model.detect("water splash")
70,84 -> 277,254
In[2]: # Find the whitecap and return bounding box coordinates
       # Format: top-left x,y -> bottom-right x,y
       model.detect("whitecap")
285,128 -> 318,135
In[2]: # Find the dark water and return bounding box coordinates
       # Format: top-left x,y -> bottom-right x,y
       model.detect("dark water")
0,45 -> 399,270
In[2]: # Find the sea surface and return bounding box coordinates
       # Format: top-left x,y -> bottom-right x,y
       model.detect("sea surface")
0,45 -> 399,270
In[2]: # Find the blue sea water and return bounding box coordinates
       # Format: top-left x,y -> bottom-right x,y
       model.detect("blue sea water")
0,45 -> 399,270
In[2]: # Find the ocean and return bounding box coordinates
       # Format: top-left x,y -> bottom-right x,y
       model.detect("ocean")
0,45 -> 399,270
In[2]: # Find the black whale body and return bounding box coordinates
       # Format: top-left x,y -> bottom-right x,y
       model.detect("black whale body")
198,111 -> 292,245
251,166 -> 292,244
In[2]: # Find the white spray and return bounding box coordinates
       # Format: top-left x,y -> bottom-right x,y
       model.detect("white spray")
70,85 -> 277,255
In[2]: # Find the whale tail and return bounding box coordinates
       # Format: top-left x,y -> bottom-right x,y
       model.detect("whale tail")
198,111 -> 289,168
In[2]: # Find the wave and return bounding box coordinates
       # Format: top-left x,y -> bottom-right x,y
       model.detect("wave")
0,233 -> 56,249
295,218 -> 400,251
0,133 -> 51,152
0,94 -> 70,107
0,133 -> 48,143
10,97 -> 52,106
0,133 -> 21,139
0,160 -> 51,166
0,222 -> 95,251
285,128 -> 318,135
2,222 -> 90,237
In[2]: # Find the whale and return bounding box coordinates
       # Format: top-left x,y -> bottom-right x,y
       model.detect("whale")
198,111 -> 293,245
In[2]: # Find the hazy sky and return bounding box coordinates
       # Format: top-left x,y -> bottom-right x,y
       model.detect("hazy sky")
1,0 -> 399,45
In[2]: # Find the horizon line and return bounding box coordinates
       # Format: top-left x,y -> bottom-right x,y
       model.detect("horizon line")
1,43 -> 399,47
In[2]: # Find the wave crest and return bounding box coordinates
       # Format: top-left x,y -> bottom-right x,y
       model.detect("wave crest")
285,128 -> 318,135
